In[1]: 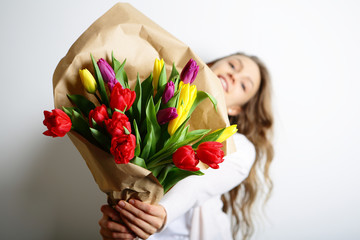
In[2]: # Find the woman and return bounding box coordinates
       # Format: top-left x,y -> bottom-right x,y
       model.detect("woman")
98,53 -> 274,240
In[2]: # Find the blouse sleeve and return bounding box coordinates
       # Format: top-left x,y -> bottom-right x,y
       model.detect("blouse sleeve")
159,133 -> 256,228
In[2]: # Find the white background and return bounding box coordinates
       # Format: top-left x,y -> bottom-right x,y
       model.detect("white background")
1,0 -> 359,239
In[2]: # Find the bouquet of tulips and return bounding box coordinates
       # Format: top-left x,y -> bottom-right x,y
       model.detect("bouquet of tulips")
43,53 -> 237,198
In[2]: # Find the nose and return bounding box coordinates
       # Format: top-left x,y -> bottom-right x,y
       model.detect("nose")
227,72 -> 241,83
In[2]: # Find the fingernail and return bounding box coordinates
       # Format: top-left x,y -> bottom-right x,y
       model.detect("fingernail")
118,201 -> 125,208
129,199 -> 134,204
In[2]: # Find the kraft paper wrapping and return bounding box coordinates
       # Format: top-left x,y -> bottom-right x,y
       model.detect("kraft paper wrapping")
52,3 -> 235,205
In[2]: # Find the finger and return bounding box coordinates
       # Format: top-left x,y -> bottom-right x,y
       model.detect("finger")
116,203 -> 157,234
100,222 -> 135,239
101,205 -> 121,222
99,214 -> 134,234
129,199 -> 165,218
116,201 -> 160,230
100,227 -> 134,239
119,213 -> 151,240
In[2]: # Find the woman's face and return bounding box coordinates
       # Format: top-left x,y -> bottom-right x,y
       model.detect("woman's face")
210,55 -> 261,116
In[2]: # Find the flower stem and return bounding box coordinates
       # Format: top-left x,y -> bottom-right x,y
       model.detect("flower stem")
148,159 -> 173,169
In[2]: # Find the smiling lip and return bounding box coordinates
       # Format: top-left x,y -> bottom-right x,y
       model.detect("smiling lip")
218,75 -> 228,92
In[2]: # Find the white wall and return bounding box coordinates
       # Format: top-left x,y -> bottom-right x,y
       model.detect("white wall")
1,0 -> 359,239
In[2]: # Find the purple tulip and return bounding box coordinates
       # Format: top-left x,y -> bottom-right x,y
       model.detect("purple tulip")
157,108 -> 178,125
97,58 -> 117,91
180,59 -> 199,84
162,81 -> 175,104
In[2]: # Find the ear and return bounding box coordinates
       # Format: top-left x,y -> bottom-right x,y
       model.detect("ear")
227,105 -> 242,116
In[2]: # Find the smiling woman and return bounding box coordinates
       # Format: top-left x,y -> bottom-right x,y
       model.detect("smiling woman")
209,54 -> 262,116
99,52 -> 274,240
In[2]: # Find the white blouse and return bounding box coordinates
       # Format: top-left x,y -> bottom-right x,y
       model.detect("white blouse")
148,133 -> 256,240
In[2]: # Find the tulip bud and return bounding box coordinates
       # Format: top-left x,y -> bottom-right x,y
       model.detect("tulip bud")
97,58 -> 117,91
110,82 -> 136,112
43,109 -> 72,137
167,82 -> 197,135
172,145 -> 199,171
180,59 -> 199,84
88,104 -> 109,127
110,134 -> 136,164
79,69 -> 97,94
196,142 -> 224,169
157,108 -> 178,125
162,81 -> 175,104
153,58 -> 164,90
216,125 -> 238,143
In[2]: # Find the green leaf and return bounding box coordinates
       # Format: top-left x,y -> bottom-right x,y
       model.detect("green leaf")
67,94 -> 95,117
163,115 -> 191,149
133,119 -> 141,145
151,165 -> 164,178
155,98 -> 161,113
154,65 -> 168,103
122,71 -> 130,89
173,75 -> 180,94
112,55 -> 127,88
89,128 -> 111,152
133,73 -> 142,123
123,126 -> 130,135
173,128 -> 209,150
140,124 -> 153,160
71,110 -> 93,142
141,74 -> 154,124
134,144 -> 141,157
156,123 -> 171,152
147,116 -> 191,166
162,167 -> 203,193
192,128 -> 226,149
91,54 -> 109,106
114,108 -> 126,114
131,156 -> 147,169
90,118 -> 103,132
157,164 -> 174,185
62,106 -> 81,118
158,64 -> 167,89
185,129 -> 211,142
165,88 -> 180,109
188,91 -> 218,118
169,62 -> 179,81
146,98 -> 161,156
133,119 -> 141,157
112,52 -> 120,72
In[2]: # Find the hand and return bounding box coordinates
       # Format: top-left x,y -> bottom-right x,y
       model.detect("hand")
115,199 -> 167,240
99,204 -> 136,240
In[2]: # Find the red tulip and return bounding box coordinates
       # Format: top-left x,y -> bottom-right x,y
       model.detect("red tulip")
196,142 -> 224,169
43,109 -> 72,137
88,104 -> 109,127
172,145 -> 199,171
110,134 -> 136,164
105,111 -> 131,137
110,83 -> 136,112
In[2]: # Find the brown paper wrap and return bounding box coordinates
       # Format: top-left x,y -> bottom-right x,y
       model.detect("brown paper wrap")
52,3 -> 235,205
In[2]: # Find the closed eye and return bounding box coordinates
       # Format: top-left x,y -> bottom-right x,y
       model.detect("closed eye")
241,83 -> 246,91
229,62 -> 235,69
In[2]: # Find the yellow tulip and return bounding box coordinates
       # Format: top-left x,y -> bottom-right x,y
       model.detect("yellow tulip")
168,82 -> 197,135
152,58 -> 164,91
215,124 -> 238,143
79,69 -> 97,94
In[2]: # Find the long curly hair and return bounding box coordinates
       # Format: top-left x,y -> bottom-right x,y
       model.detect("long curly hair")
208,53 -> 274,239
